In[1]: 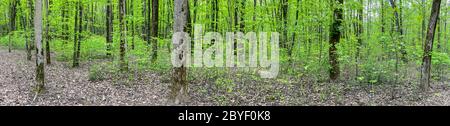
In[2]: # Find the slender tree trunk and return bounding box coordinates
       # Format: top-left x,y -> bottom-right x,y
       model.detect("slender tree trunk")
329,0 -> 343,81
281,0 -> 288,49
171,0 -> 190,104
9,0 -> 17,53
73,1 -> 79,67
388,0 -> 407,62
131,0 -> 135,50
62,0 -> 69,42
288,0 -> 300,60
45,0 -> 51,64
28,0 -> 35,50
35,0 -> 45,93
421,0 -> 426,48
119,0 -> 128,71
73,1 -> 82,67
420,0 -> 441,91
106,0 -> 113,56
146,0 -> 151,46
355,0 -> 363,79
151,0 -> 159,62
239,0 -> 245,32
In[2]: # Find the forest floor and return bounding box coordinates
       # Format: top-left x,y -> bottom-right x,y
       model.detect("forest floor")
1,47 -> 450,106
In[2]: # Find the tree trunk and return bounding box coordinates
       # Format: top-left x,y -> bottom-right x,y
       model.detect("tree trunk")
45,0 -> 51,64
9,0 -> 18,53
62,0 -> 69,42
420,0 -> 441,91
151,0 -> 159,62
329,0 -> 343,81
73,1 -> 82,67
171,0 -> 190,105
34,0 -> 45,93
355,0 -> 363,79
288,0 -> 300,60
281,0 -> 288,49
131,0 -> 135,50
119,0 -> 128,71
388,0 -> 407,62
106,0 -> 113,56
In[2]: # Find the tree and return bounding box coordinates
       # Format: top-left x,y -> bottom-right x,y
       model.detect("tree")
106,0 -> 112,56
45,0 -> 51,64
150,0 -> 159,62
171,0 -> 190,104
388,0 -> 407,62
329,0 -> 343,81
72,0 -> 82,67
35,0 -> 45,93
27,0 -> 34,60
119,0 -> 128,71
420,0 -> 442,91
281,0 -> 288,48
355,0 -> 363,78
9,0 -> 17,53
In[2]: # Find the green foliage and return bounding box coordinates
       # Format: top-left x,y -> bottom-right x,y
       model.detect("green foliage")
88,64 -> 106,81
0,31 -> 27,49
215,77 -> 236,93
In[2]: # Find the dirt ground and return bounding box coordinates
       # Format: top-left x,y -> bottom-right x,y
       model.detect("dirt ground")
1,48 -> 449,106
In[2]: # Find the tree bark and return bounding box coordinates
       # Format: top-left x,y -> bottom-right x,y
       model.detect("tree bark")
73,1 -> 82,67
151,0 -> 159,62
329,0 -> 343,81
119,0 -> 128,71
34,0 -> 45,93
9,0 -> 18,53
106,0 -> 113,56
355,0 -> 363,78
45,0 -> 51,64
420,0 -> 441,91
171,0 -> 190,105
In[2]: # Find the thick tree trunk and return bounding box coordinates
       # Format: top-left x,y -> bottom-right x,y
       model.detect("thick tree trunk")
420,0 -> 441,91
34,0 -> 45,93
329,0 -> 343,81
171,0 -> 190,105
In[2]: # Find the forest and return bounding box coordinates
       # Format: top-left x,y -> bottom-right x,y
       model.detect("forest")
0,0 -> 449,106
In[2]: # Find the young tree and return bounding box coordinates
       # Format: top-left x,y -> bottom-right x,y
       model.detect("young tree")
150,0 -> 159,62
35,0 -> 45,93
388,0 -> 407,62
329,0 -> 343,81
420,0 -> 442,91
171,0 -> 190,104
